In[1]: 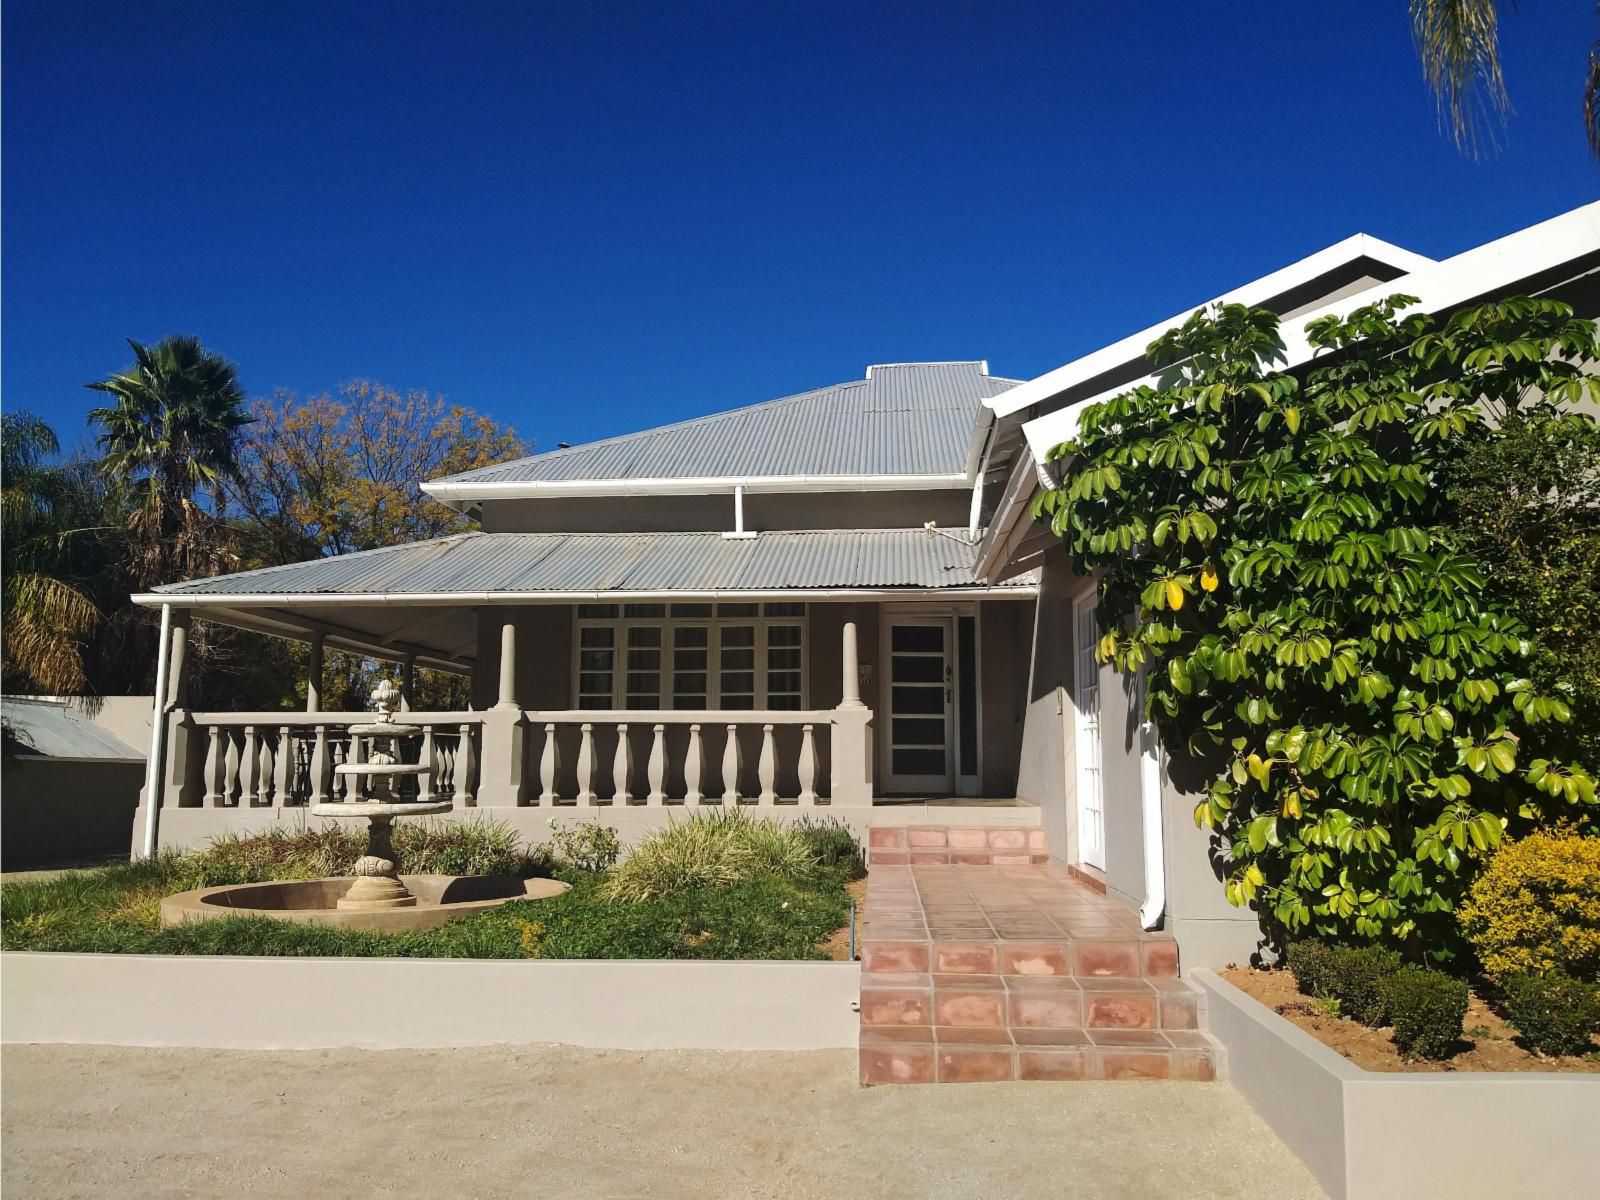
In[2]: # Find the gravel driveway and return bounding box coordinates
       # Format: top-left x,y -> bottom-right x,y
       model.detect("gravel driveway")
2,1044 -> 1325,1199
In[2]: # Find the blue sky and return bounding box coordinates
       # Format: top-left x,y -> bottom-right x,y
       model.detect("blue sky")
4,1 -> 1596,459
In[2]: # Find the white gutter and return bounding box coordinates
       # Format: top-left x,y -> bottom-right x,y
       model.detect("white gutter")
1137,673 -> 1166,930
1019,200 -> 1600,464
132,585 -> 1040,608
421,471 -> 972,506
138,603 -> 173,859
983,234 -> 1435,420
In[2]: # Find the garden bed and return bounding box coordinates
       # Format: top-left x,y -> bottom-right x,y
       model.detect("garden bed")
0,815 -> 864,963
1220,965 -> 1599,1074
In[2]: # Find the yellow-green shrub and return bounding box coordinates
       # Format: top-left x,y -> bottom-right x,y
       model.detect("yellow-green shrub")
1457,829 -> 1600,981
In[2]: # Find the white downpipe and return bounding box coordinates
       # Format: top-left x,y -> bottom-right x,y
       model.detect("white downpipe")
1137,671 -> 1166,930
139,603 -> 174,860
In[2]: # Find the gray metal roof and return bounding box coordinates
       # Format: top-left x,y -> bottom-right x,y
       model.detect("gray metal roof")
428,362 -> 1020,486
149,529 -> 1011,597
1,699 -> 144,760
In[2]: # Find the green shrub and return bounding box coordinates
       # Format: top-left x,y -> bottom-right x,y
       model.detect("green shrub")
604,810 -> 820,902
1286,940 -> 1339,998
181,819 -> 542,883
793,817 -> 865,878
1379,968 -> 1469,1059
1327,945 -> 1403,1026
1457,829 -> 1600,982
544,819 -> 621,874
1500,971 -> 1600,1057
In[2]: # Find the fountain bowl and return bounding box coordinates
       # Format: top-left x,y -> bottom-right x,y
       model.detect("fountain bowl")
159,875 -> 570,934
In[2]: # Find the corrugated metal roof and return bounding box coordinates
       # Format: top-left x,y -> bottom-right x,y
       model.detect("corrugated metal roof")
1,699 -> 144,760
149,529 -> 1009,597
429,362 -> 1021,486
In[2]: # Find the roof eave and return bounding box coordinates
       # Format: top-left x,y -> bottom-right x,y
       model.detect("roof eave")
419,472 -> 974,504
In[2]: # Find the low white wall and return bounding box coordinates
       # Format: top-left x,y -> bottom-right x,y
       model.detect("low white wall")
1195,969 -> 1600,1200
2,953 -> 861,1052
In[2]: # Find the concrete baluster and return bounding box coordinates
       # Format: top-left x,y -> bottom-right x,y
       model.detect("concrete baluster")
646,724 -> 666,804
418,725 -> 436,804
576,723 -> 596,805
204,724 -> 225,807
310,725 -> 330,805
797,724 -> 817,806
455,722 -> 476,807
758,724 -> 776,805
685,724 -> 704,805
611,724 -> 631,806
721,725 -> 741,805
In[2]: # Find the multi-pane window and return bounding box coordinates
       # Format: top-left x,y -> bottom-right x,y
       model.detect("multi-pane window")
573,603 -> 806,710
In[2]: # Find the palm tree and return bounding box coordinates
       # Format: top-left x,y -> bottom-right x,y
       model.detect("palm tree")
1,413 -> 104,694
1409,1 -> 1600,158
86,335 -> 252,589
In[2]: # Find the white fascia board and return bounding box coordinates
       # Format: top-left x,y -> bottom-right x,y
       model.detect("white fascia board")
420,472 -> 972,505
1019,201 -> 1600,466
132,585 -> 1038,609
985,234 -> 1435,420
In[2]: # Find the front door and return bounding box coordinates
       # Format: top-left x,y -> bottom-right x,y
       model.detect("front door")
883,617 -> 955,794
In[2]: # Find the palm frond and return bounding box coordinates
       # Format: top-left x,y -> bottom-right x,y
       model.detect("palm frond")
1410,0 -> 1511,158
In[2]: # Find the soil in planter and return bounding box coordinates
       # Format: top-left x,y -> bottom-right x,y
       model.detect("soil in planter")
1221,966 -> 1600,1074
820,875 -> 867,961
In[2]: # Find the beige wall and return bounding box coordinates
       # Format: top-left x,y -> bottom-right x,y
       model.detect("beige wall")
3,758 -> 143,869
478,489 -> 972,534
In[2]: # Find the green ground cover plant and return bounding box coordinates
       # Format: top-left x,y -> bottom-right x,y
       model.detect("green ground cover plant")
1034,296 -> 1600,956
0,815 -> 859,961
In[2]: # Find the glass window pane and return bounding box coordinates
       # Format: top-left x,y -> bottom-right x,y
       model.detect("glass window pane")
579,627 -> 614,648
624,603 -> 666,618
892,625 -> 945,653
577,604 -> 618,618
670,603 -> 713,618
893,748 -> 945,775
721,648 -> 755,671
892,717 -> 946,746
769,695 -> 802,711
722,693 -> 755,710
720,626 -> 754,647
718,603 -> 759,617
764,602 -> 805,617
627,627 -> 662,648
768,624 -> 801,647
721,670 -> 755,695
891,656 -> 944,683
892,685 -> 943,714
674,627 -> 708,648
579,694 -> 612,710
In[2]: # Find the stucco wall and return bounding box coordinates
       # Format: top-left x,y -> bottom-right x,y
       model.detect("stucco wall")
3,757 -> 143,869
978,600 -> 1030,797
479,489 -> 972,534
1015,546 -> 1075,858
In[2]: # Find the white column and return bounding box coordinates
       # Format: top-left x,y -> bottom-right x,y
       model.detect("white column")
138,603 -> 175,858
400,653 -> 416,711
494,614 -> 518,711
306,633 -> 325,713
840,619 -> 864,708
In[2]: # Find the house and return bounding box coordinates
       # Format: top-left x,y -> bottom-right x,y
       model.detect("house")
2,696 -> 150,869
131,200 -> 1600,970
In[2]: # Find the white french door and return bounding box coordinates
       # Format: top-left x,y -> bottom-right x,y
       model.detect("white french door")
882,617 -> 956,794
1073,595 -> 1106,870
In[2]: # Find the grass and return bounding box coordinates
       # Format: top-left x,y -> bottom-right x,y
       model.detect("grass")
0,814 -> 861,962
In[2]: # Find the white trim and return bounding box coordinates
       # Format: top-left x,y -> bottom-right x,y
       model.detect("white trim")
984,233 -> 1435,419
134,586 -> 1038,607
1137,669 -> 1166,930
1072,593 -> 1106,871
138,604 -> 173,859
421,472 -> 972,506
1019,201 -> 1600,465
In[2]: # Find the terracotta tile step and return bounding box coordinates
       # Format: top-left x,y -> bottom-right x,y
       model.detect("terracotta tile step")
860,974 -> 1202,1031
856,937 -> 1183,980
859,1028 -> 1221,1085
865,826 -> 1049,867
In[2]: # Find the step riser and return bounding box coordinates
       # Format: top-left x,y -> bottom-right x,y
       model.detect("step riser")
859,940 -> 1181,979
859,987 -> 1199,1031
860,1039 -> 1218,1085
865,826 -> 1049,868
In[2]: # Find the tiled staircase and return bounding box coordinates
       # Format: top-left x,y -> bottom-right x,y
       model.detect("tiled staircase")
857,827 -> 1221,1085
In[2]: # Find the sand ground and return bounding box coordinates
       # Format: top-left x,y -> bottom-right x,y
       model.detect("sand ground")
2,1043 -> 1325,1200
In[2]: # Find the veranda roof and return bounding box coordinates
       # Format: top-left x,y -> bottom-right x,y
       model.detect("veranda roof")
133,529 -> 1035,670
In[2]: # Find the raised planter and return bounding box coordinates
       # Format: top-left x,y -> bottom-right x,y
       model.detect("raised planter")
1193,968 -> 1600,1200
1,952 -> 860,1051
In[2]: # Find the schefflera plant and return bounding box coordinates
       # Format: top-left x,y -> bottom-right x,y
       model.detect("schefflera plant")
1033,295 -> 1599,956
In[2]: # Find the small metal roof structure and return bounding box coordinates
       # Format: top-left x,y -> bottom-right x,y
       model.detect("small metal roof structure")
134,529 -> 1037,671
1,698 -> 144,762
423,362 -> 1021,507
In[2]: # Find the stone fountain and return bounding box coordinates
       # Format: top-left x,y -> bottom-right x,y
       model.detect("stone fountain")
159,680 -> 569,933
311,678 -> 452,911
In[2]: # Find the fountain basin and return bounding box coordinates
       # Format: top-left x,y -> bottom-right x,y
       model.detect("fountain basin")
159,875 -> 570,934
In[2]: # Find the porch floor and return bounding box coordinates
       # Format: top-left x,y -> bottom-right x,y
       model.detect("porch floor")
856,861 -> 1220,1085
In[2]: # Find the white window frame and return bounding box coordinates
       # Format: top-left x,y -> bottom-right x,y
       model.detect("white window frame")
571,603 -> 809,711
